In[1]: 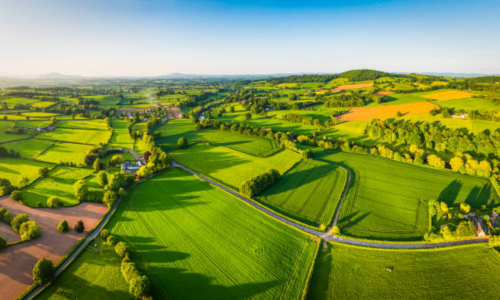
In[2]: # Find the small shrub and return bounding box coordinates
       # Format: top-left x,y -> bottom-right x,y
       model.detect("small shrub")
178,137 -> 188,149
74,220 -> 85,233
11,190 -> 22,201
47,196 -> 63,208
37,202 -> 43,208
121,261 -> 140,283
2,211 -> 13,224
129,275 -> 149,298
32,258 -> 55,284
107,235 -> 117,246
331,225 -> 341,235
100,229 -> 110,239
0,235 -> 6,249
58,220 -> 69,233
115,241 -> 129,258
11,213 -> 29,233
20,220 -> 41,241
0,207 -> 6,222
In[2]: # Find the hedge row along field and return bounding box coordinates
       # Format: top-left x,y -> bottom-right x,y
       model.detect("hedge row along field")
106,168 -> 318,299
308,242 -> 500,299
256,159 -> 347,228
155,118 -> 280,156
171,143 -> 301,190
319,151 -> 499,241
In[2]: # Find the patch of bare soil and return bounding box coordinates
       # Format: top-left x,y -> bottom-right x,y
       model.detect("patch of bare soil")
0,197 -> 107,300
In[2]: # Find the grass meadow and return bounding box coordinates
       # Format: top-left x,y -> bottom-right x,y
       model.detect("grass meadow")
106,168 -> 318,299
318,151 -> 499,241
0,121 -> 28,143
3,139 -> 53,159
109,119 -> 135,149
35,142 -> 95,164
21,166 -> 94,207
38,237 -> 130,300
308,242 -> 500,299
36,127 -> 111,145
257,159 -> 347,228
156,119 -> 280,156
171,143 -> 301,190
0,157 -> 53,186
56,119 -> 109,130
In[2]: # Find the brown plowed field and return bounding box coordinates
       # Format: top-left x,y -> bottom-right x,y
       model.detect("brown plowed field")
117,106 -> 156,113
170,106 -> 182,119
336,101 -> 438,122
376,91 -> 395,96
332,82 -> 374,92
422,91 -> 473,101
0,197 -> 107,300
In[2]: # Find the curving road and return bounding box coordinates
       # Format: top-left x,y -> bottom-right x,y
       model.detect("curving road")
172,161 -> 489,249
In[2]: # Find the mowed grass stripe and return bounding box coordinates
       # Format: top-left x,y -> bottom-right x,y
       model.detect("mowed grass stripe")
257,160 -> 347,227
107,168 -> 317,299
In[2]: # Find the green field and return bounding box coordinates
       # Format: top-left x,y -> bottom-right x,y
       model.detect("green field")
31,101 -> 57,108
171,143 -> 301,190
21,166 -> 94,207
38,237 -> 130,300
3,139 -> 53,158
436,97 -> 499,113
35,142 -> 95,164
0,157 -> 53,186
318,151 -> 499,241
56,119 -> 109,130
257,159 -> 347,228
0,121 -> 28,143
36,127 -> 111,145
308,242 -> 500,299
2,97 -> 39,106
156,119 -> 280,156
106,168 -> 318,299
108,119 -> 135,149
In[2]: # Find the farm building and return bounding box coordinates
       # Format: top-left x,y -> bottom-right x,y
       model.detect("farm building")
120,161 -> 144,174
451,113 -> 468,119
34,126 -> 54,133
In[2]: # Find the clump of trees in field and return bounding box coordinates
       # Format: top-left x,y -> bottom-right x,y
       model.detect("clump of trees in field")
240,169 -> 281,198
0,178 -> 14,196
33,258 -> 55,284
10,213 -> 41,241
275,113 -> 336,128
58,220 -> 69,233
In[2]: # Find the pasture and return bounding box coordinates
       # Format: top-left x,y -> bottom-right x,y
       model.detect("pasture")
2,97 -> 39,106
106,168 -> 318,299
257,159 -> 347,228
31,101 -> 57,108
37,237 -> 129,300
436,97 -> 499,113
423,90 -> 473,101
108,119 -> 135,149
171,143 -> 301,190
3,139 -> 53,158
332,82 -> 374,92
155,119 -> 280,156
336,101 -> 437,122
56,119 -> 109,130
35,142 -> 95,164
308,243 -> 500,299
0,158 -> 53,186
0,121 -> 28,143
21,166 -> 94,207
318,151 -> 499,241
36,127 -> 111,145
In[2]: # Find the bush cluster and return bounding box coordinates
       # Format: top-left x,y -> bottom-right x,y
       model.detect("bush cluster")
240,169 -> 281,198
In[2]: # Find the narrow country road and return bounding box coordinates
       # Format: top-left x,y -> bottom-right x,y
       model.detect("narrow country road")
172,161 -> 489,249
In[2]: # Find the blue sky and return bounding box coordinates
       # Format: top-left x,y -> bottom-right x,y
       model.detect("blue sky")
0,0 -> 499,76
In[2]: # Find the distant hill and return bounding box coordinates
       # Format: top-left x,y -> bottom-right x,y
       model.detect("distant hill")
38,72 -> 85,79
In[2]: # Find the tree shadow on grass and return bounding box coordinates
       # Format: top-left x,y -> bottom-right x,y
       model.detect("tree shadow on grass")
147,265 -> 281,300
465,184 -> 493,207
438,179 -> 462,206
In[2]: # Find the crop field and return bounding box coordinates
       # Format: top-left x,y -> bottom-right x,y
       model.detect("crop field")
256,159 -> 347,228
21,166 -> 94,207
56,119 -> 109,130
403,114 -> 500,134
108,119 -> 134,149
436,96 -> 499,113
332,82 -> 374,92
323,77 -> 350,89
336,101 -> 437,122
423,90 -> 473,100
0,157 -> 53,186
318,151 -> 499,241
3,139 -> 52,158
35,142 -> 94,164
366,93 -> 428,107
31,101 -> 57,108
308,243 -> 500,299
36,127 -> 111,145
275,83 -> 298,88
0,114 -> 37,121
15,120 -> 51,128
171,143 -> 301,190
37,237 -> 129,300
106,168 -> 318,299
156,119 -> 280,156
22,112 -> 58,117
0,121 -> 28,142
2,97 -> 39,106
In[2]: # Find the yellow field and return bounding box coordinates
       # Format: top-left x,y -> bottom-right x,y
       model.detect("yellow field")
332,82 -> 374,92
275,83 -> 298,88
423,90 -> 473,101
336,101 -> 438,121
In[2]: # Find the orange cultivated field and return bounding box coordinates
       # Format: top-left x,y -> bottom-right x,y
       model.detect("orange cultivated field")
332,82 -> 374,92
376,91 -> 395,96
336,101 -> 437,121
423,91 -> 473,100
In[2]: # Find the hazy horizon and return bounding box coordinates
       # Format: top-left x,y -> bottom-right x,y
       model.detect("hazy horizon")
1,0 -> 500,77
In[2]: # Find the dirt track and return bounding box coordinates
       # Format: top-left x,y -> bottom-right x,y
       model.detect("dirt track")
0,197 -> 107,300
336,101 -> 437,121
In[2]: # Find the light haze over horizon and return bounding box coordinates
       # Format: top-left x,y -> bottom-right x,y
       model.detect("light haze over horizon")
1,0 -> 499,77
